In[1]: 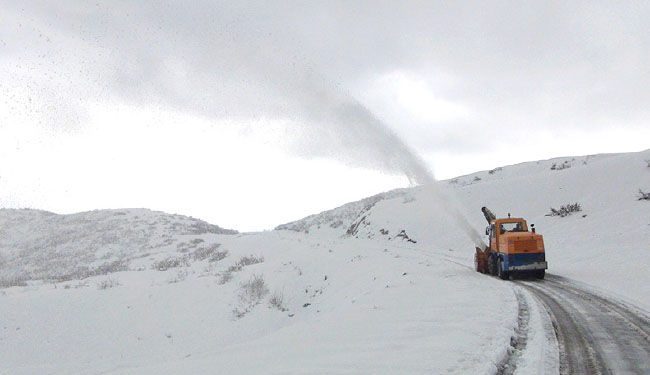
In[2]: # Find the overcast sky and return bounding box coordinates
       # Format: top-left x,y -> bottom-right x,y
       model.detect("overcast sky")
1,1 -> 649,231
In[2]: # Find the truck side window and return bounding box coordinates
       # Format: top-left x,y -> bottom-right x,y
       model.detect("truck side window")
490,224 -> 495,240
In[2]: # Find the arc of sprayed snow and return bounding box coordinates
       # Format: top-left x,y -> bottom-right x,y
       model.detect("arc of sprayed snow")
319,91 -> 485,248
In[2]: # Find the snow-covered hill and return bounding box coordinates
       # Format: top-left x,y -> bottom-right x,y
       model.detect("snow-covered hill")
0,208 -> 236,286
1,219 -> 514,375
275,189 -> 409,235
1,149 -> 648,374
277,149 -> 650,307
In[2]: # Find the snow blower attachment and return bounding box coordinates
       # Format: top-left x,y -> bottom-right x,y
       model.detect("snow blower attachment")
475,207 -> 547,279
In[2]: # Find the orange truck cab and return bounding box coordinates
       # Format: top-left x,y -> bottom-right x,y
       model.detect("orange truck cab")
475,210 -> 547,279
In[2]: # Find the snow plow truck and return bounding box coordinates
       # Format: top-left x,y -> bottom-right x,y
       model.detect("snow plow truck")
474,207 -> 547,280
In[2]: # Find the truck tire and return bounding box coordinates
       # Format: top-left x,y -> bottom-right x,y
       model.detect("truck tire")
488,254 -> 498,276
535,270 -> 545,279
497,258 -> 509,280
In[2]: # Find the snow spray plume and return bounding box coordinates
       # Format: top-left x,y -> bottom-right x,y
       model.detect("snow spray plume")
453,208 -> 488,249
294,79 -> 486,249
427,180 -> 487,249
294,84 -> 436,186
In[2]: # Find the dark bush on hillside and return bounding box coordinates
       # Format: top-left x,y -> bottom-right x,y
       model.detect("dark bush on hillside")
151,256 -> 188,271
237,255 -> 264,267
97,278 -> 120,290
232,274 -> 269,318
54,259 -> 130,282
488,167 -> 503,174
547,203 -> 582,217
638,189 -> 650,201
0,275 -> 29,288
190,244 -> 227,262
395,229 -> 417,243
551,161 -> 571,170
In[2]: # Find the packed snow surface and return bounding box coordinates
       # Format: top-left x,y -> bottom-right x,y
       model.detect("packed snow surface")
1,149 -> 649,374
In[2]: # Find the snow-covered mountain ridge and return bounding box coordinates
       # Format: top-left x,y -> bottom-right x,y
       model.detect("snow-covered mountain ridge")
275,152 -> 631,237
274,188 -> 409,234
0,208 -> 236,286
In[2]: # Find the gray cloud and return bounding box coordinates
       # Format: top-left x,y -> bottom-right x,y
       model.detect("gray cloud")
2,1 -> 649,173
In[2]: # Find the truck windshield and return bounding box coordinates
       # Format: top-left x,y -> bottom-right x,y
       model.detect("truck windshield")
500,222 -> 526,233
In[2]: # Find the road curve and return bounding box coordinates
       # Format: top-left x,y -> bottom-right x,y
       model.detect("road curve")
517,274 -> 650,375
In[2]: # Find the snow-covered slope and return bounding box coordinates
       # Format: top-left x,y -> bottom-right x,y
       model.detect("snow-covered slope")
1,149 -> 648,374
277,149 -> 650,308
0,208 -> 236,286
275,189 -> 409,235
1,222 -> 515,375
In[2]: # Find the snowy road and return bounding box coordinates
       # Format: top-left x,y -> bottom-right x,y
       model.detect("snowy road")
518,275 -> 650,375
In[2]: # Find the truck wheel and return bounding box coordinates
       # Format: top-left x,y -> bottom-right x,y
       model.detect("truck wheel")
488,255 -> 498,276
497,258 -> 509,280
535,270 -> 545,279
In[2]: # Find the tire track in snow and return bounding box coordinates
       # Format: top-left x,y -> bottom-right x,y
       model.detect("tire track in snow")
544,276 -> 650,345
520,276 -> 650,375
496,287 -> 530,375
520,281 -> 609,375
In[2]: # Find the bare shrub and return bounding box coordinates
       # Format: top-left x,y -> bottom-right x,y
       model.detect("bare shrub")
232,274 -> 269,318
242,276 -> 268,300
85,260 -> 128,278
551,161 -> 571,170
547,203 -> 582,217
190,244 -> 227,262
97,278 -> 120,290
226,254 -> 264,272
638,189 -> 650,201
151,256 -> 188,271
0,275 -> 29,288
52,259 -> 129,283
185,220 -> 238,235
488,167 -> 503,174
395,229 -> 417,243
217,270 -> 233,285
237,255 -> 264,267
216,254 -> 264,285
329,219 -> 343,229
269,290 -> 287,311
176,242 -> 190,253
226,264 -> 242,273
232,308 -> 247,319
208,250 -> 229,263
